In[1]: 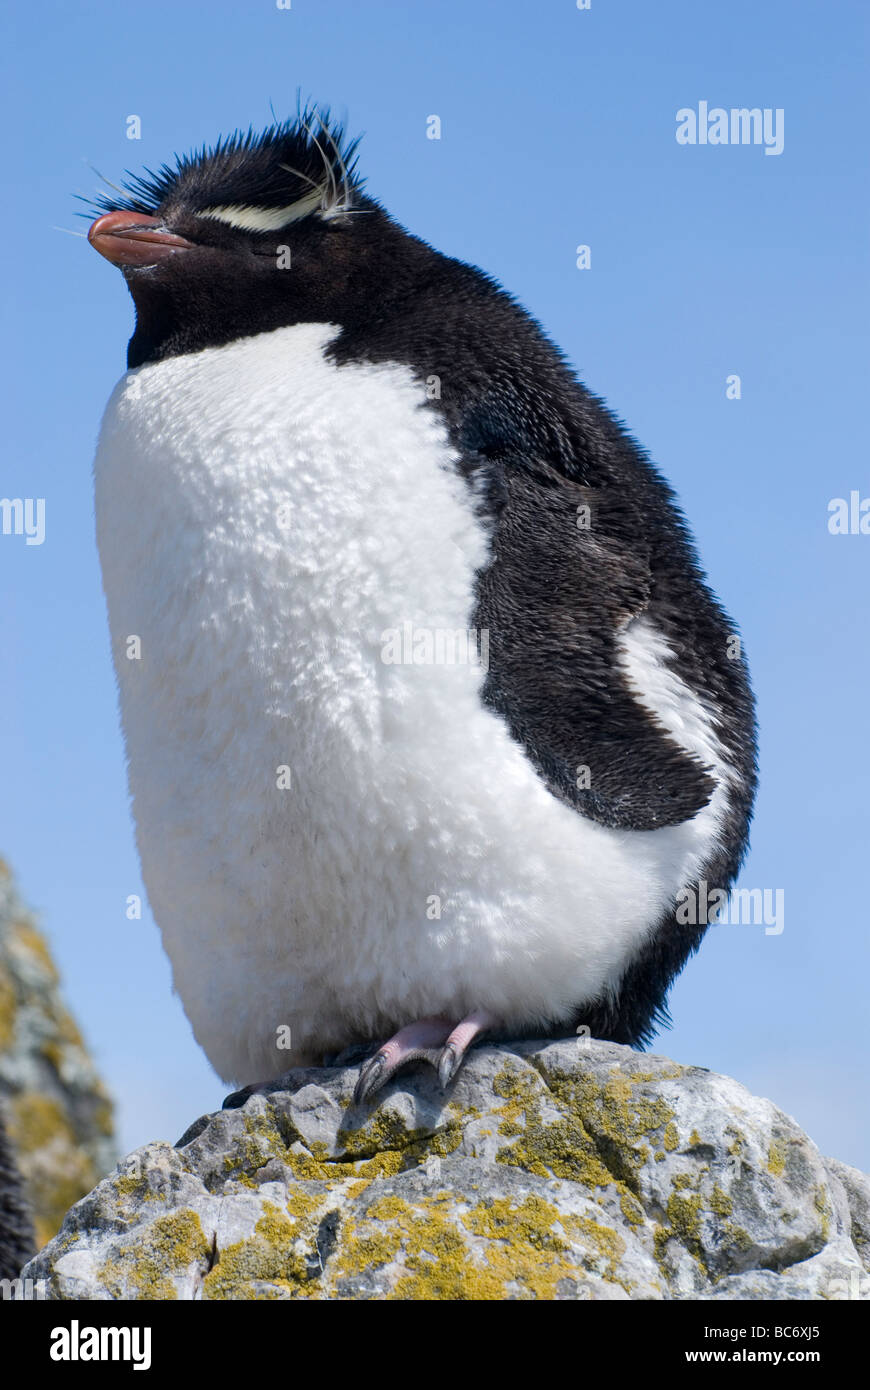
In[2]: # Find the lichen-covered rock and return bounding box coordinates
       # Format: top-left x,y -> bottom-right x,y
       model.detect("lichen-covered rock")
22,1039 -> 870,1300
0,858 -> 116,1247
0,1100 -> 35,1279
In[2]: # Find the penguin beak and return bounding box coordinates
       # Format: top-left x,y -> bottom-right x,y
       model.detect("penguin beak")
88,211 -> 195,268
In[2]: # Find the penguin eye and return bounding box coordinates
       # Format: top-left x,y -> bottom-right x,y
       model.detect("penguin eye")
195,194 -> 323,233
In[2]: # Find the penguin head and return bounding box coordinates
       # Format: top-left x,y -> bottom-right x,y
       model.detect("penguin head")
87,108 -> 403,368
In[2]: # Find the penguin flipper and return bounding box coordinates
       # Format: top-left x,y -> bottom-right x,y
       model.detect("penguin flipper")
472,455 -> 717,831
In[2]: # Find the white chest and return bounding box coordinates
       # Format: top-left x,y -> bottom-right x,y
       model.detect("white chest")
94,324 -> 730,1083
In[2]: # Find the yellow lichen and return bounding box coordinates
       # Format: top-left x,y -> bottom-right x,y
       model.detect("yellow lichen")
54,1005 -> 86,1050
333,1190 -> 629,1300
491,1061 -> 678,1215
726,1127 -> 746,1158
722,1222 -> 753,1251
490,1066 -> 611,1187
620,1192 -> 645,1226
99,1209 -> 209,1300
10,922 -> 59,984
8,1093 -> 104,1246
203,1199 -> 317,1300
652,1173 -> 748,1283
813,1185 -> 832,1242
710,1184 -> 733,1218
10,1093 -> 74,1152
656,1193 -> 704,1267
0,964 -> 16,1050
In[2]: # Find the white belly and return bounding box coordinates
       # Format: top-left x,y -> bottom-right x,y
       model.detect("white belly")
94,322 -> 730,1083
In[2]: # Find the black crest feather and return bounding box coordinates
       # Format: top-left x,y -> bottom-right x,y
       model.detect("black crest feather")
82,100 -> 364,222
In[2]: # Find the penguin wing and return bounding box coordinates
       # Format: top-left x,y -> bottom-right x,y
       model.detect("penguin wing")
472,451 -> 717,831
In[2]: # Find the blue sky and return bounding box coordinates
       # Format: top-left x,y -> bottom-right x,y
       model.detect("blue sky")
2,0 -> 868,1168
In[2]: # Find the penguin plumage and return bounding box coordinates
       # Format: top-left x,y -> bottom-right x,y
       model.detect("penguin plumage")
87,107 -> 757,1097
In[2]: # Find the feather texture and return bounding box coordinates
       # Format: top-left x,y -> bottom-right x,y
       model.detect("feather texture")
82,100 -> 363,226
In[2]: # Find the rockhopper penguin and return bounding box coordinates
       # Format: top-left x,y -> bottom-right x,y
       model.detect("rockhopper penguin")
87,108 -> 757,1103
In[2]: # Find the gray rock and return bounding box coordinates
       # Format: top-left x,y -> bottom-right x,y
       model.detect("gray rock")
22,1039 -> 870,1300
0,857 -> 116,1250
0,1099 -> 35,1279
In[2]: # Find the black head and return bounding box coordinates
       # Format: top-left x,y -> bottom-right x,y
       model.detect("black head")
87,106 -> 422,369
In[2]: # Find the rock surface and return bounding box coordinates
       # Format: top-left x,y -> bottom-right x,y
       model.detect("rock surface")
0,858 -> 116,1247
0,1100 -> 35,1279
22,1037 -> 870,1299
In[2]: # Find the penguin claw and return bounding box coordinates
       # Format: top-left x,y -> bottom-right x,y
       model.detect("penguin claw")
352,1021 -> 449,1105
436,1041 -> 462,1089
436,1008 -> 494,1089
352,1008 -> 495,1105
353,1051 -> 391,1105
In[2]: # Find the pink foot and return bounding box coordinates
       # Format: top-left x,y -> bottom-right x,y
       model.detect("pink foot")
353,1007 -> 494,1104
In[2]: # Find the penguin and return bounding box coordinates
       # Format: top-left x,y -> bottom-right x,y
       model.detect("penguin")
87,106 -> 757,1104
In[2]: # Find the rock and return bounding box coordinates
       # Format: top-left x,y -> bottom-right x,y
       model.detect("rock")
0,857 -> 116,1248
0,1100 -> 35,1280
22,1038 -> 870,1300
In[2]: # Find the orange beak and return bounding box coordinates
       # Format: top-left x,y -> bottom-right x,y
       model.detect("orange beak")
88,211 -> 195,267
